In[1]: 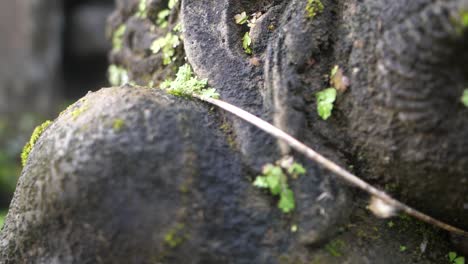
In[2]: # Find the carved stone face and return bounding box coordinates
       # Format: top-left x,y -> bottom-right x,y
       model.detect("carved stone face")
111,0 -> 468,249
1,0 -> 467,262
345,0 -> 468,230
179,0 -> 468,230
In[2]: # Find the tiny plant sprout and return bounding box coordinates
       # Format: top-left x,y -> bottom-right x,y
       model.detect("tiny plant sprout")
168,0 -> 179,9
242,32 -> 252,55
449,251 -> 465,264
291,224 -> 298,232
253,158 -> 306,214
306,0 -> 324,18
151,33 -> 181,65
21,120 -> 52,166
316,88 -> 337,120
160,64 -> 220,99
462,89 -> 468,107
157,9 -> 171,28
368,196 -> 397,218
112,25 -> 126,52
234,12 -> 249,25
136,0 -> 148,19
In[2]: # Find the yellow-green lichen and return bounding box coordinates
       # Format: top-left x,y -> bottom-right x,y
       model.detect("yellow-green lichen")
155,0 -> 179,28
306,0 -> 324,18
112,119 -> 126,132
108,64 -> 129,86
71,104 -> 89,120
156,9 -> 171,28
452,10 -> 468,35
168,0 -> 179,9
164,223 -> 187,248
151,33 -> 181,65
461,11 -> 468,27
462,89 -> 468,107
0,210 -> 7,229
325,239 -> 346,257
112,24 -> 126,52
220,121 -> 236,148
136,0 -> 148,19
21,120 -> 52,166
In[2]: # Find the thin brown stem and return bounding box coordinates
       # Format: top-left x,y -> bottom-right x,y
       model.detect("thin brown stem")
194,94 -> 468,237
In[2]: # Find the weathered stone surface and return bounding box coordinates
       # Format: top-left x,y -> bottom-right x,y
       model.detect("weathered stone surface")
343,0 -> 468,230
182,0 -> 468,232
2,0 -> 468,262
0,87 -> 350,263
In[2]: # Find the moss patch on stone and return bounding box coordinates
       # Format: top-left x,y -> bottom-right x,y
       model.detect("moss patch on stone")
325,239 -> 346,257
112,119 -> 126,132
164,223 -> 187,248
151,32 -> 181,65
112,24 -> 126,52
136,0 -> 148,19
21,120 -> 52,166
71,105 -> 89,121
452,10 -> 468,35
462,89 -> 468,107
460,11 -> 468,27
108,65 -> 129,87
306,0 -> 324,19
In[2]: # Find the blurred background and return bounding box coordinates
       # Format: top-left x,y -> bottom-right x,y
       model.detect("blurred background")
0,0 -> 115,226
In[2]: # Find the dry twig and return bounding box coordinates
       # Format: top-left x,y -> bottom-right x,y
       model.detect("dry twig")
194,94 -> 468,237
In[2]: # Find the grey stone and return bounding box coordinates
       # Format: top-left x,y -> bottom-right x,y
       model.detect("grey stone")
0,87 -> 349,263
2,0 -> 468,262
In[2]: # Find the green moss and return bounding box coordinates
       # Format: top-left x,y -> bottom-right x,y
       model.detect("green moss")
155,0 -> 179,28
316,88 -> 337,120
151,33 -> 181,65
160,64 -> 220,99
108,65 -> 129,86
0,210 -> 6,229
242,32 -> 252,55
462,89 -> 468,107
164,223 -> 187,248
396,214 -> 439,240
168,0 -> 179,9
156,9 -> 171,28
219,121 -> 236,148
253,161 -> 306,214
112,25 -> 126,52
452,10 -> 468,35
136,0 -> 148,19
306,0 -> 324,18
112,119 -> 126,132
324,239 -> 346,257
21,120 -> 52,167
71,105 -> 89,120
459,11 -> 468,28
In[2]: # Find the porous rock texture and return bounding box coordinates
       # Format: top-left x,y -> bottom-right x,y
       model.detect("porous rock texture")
0,87 -> 349,263
1,0 -> 468,263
